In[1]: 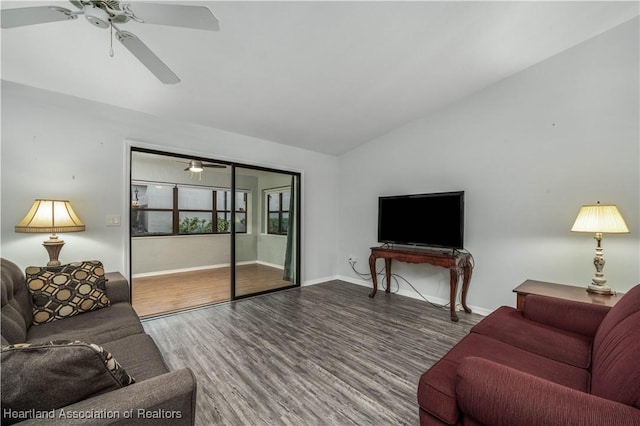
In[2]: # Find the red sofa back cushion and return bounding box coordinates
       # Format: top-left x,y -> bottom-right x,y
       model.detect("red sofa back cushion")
591,284 -> 640,408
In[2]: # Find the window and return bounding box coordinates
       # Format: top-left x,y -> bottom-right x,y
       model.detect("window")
132,182 -> 248,237
266,189 -> 290,235
131,185 -> 173,236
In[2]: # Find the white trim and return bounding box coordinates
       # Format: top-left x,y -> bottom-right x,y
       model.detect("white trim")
125,138 -> 305,284
256,260 -> 284,270
336,275 -> 491,317
302,275 -> 341,286
132,260 -> 255,278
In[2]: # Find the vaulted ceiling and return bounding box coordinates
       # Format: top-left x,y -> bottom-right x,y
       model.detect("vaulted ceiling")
2,1 -> 638,155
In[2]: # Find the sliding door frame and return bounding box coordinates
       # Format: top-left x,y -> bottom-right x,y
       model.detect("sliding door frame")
128,146 -> 301,307
231,163 -> 302,301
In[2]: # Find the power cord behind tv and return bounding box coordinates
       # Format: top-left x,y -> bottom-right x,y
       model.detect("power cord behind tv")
348,258 -> 450,310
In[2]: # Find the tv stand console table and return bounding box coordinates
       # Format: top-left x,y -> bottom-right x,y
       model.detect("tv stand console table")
368,246 -> 473,322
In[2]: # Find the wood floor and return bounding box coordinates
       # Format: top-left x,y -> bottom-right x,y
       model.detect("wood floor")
132,264 -> 293,317
142,280 -> 483,425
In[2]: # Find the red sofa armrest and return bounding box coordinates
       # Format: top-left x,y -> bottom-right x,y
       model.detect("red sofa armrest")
523,294 -> 610,337
456,357 -> 640,426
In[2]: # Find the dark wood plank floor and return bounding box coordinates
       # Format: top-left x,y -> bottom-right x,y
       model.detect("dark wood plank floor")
142,280 -> 483,426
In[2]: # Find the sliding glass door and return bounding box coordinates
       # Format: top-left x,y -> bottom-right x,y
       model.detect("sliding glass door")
233,167 -> 300,298
129,148 -> 300,317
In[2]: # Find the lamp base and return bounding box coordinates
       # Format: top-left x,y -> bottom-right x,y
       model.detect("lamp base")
585,235 -> 613,295
587,283 -> 614,295
42,234 -> 65,267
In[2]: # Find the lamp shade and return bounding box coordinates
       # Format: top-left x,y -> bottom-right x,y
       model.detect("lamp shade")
571,203 -> 629,234
15,199 -> 85,234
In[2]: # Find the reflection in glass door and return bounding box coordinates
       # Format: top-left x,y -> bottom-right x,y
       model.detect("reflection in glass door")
234,167 -> 300,297
130,148 -> 301,317
130,150 -> 233,317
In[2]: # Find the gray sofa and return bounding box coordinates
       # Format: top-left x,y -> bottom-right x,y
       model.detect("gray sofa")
1,258 -> 197,425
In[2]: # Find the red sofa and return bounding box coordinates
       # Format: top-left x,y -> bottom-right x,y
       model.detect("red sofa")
417,284 -> 640,425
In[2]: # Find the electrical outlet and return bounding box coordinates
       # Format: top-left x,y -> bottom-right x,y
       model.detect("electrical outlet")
348,255 -> 357,263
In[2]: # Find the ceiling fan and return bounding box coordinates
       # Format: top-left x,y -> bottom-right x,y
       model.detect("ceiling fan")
183,160 -> 226,172
0,1 -> 219,84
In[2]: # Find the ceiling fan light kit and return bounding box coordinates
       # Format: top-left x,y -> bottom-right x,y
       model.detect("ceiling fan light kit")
83,5 -> 110,29
1,1 -> 220,84
189,160 -> 204,173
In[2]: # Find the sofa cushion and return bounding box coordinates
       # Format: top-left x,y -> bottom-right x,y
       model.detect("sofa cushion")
471,306 -> 593,368
26,261 -> 110,325
591,310 -> 640,409
1,305 -> 27,345
101,333 -> 170,381
591,284 -> 640,408
26,302 -> 145,345
1,340 -> 134,425
1,259 -> 33,343
523,294 -> 611,337
417,333 -> 590,425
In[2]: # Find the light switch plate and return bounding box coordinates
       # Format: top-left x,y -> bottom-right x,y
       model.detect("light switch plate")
106,215 -> 121,227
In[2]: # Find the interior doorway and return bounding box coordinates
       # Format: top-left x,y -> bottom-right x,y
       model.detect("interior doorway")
129,148 -> 301,317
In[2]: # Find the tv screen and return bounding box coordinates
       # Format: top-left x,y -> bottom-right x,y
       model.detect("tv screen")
377,191 -> 464,249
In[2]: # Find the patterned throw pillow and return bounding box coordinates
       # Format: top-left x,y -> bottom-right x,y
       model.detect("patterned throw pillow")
25,260 -> 111,325
1,340 -> 135,386
1,340 -> 135,424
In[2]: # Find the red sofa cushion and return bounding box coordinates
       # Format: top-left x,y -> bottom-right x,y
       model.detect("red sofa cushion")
591,284 -> 640,408
417,333 -> 590,424
523,294 -> 610,337
470,306 -> 593,368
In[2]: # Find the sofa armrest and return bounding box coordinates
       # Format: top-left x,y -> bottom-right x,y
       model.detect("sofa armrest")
18,368 -> 197,425
456,357 -> 640,426
523,294 -> 610,337
104,272 -> 131,305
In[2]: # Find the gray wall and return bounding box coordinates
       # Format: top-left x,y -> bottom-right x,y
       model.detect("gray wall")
1,82 -> 339,283
337,18 -> 640,313
1,18 -> 637,314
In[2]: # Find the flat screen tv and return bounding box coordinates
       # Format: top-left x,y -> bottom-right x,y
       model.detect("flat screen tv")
377,191 -> 464,249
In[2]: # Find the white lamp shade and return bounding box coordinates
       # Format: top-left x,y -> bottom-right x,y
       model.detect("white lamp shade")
571,204 -> 629,234
15,199 -> 85,233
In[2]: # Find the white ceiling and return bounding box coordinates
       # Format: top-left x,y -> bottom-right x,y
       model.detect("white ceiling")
2,1 -> 638,155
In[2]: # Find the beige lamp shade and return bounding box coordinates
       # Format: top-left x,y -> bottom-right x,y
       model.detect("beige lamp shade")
571,203 -> 629,234
15,199 -> 85,267
15,199 -> 85,234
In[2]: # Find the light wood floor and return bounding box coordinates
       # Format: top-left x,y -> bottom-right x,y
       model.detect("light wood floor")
132,264 -> 293,317
142,280 -> 483,425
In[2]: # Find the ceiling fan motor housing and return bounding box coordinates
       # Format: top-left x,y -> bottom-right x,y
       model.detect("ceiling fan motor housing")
84,5 -> 110,28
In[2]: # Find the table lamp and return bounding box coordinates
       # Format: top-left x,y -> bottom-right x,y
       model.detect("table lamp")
571,201 -> 629,294
15,199 -> 85,266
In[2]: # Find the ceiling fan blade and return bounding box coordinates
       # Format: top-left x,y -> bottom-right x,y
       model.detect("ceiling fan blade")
1,6 -> 77,29
128,2 -> 219,31
116,30 -> 180,84
203,164 -> 226,168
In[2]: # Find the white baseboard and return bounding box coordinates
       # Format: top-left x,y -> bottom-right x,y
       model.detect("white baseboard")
133,260 -> 258,278
302,275 -> 341,287
132,267 -> 491,316
336,275 -> 491,317
256,260 -> 284,270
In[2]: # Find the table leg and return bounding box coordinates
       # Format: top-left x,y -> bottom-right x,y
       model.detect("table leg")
449,268 -> 459,322
461,262 -> 473,314
368,253 -> 377,298
385,258 -> 392,293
